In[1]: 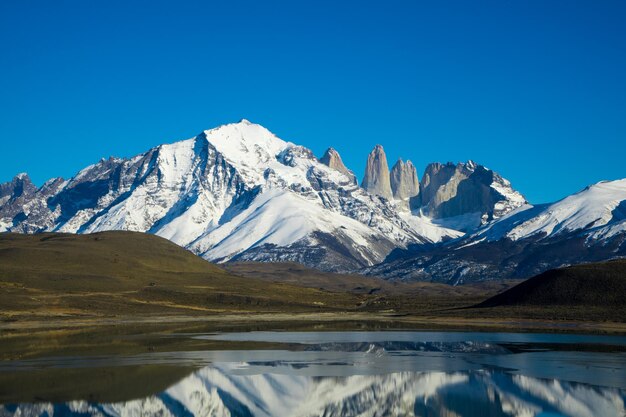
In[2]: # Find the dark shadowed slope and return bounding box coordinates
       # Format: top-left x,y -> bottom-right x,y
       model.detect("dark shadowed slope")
477,259 -> 626,308
225,261 -> 518,297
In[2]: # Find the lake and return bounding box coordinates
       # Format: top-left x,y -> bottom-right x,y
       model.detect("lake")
1,331 -> 625,416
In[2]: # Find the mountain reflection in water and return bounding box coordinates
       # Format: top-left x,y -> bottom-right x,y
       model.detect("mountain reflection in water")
1,332 -> 626,417
2,366 -> 624,417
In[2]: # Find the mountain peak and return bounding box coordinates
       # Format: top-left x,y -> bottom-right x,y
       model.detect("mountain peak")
392,159 -> 415,170
11,172 -> 35,189
390,159 -> 419,201
362,145 -> 392,199
202,120 -> 288,172
320,147 -> 356,184
15,172 -> 29,180
320,147 -> 342,166
0,172 -> 36,201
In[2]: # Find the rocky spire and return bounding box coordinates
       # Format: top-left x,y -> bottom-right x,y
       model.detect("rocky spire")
320,148 -> 357,184
361,145 -> 392,199
390,159 -> 419,200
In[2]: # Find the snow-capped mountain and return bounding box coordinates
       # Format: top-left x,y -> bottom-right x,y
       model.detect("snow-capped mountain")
6,118 -> 618,280
475,178 -> 626,242
3,366 -> 623,417
369,179 -> 626,283
0,120 -> 437,271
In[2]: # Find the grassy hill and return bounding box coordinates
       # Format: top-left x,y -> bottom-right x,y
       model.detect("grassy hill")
0,231 -> 362,319
1,231 -> 622,326
477,259 -> 626,307
469,259 -> 626,322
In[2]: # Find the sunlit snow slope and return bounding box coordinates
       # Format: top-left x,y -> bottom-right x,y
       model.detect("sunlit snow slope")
475,179 -> 626,241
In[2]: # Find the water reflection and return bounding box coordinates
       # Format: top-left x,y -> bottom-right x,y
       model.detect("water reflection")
1,332 -> 626,417
2,366 -> 624,417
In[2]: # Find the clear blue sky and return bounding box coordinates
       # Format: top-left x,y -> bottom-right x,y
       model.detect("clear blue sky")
1,0 -> 624,203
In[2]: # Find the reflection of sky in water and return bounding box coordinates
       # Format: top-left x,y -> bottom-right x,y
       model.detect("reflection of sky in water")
1,331 -> 626,416
199,331 -> 626,346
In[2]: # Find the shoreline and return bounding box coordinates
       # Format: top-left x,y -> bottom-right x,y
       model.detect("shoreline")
3,312 -> 626,335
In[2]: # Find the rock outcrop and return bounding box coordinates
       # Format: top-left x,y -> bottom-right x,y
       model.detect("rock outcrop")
417,161 -> 525,229
361,145 -> 392,200
390,159 -> 419,201
0,173 -> 36,202
0,173 -> 40,227
319,148 -> 357,184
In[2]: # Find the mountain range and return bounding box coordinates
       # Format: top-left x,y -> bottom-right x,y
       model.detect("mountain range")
369,178 -> 626,283
1,119 -> 624,282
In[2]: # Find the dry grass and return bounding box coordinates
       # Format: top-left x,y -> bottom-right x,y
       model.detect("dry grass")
0,231 -> 368,320
1,230 -> 625,364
